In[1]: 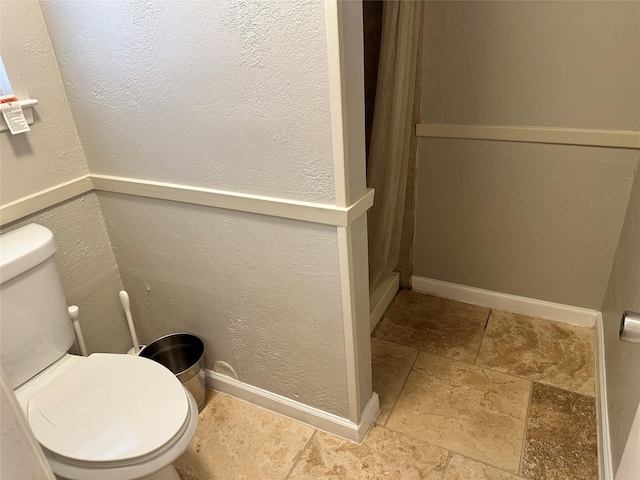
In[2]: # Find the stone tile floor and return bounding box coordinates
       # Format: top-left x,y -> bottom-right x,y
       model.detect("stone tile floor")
177,289 -> 597,479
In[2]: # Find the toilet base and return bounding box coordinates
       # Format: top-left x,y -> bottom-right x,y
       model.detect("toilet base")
137,464 -> 181,480
57,464 -> 181,480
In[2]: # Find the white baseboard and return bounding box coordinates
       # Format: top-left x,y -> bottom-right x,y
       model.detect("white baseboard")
411,276 -> 598,327
369,272 -> 400,333
205,370 -> 379,443
596,313 -> 614,480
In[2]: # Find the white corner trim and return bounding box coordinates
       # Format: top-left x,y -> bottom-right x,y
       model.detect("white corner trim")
416,123 -> 640,149
337,224 -> 362,423
206,370 -> 379,443
325,0 -> 348,208
411,276 -> 598,327
596,313 -> 614,480
369,272 -> 400,333
91,175 -> 374,227
0,175 -> 93,227
347,189 -> 375,225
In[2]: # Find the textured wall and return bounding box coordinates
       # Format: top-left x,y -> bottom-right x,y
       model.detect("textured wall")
0,2 -> 126,354
40,0 -> 336,203
97,193 -> 349,416
1,194 -> 129,355
413,1 -> 640,309
39,0 -> 368,418
0,1 -> 89,204
601,159 -> 640,472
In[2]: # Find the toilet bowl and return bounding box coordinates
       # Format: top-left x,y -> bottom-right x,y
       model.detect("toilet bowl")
0,224 -> 198,480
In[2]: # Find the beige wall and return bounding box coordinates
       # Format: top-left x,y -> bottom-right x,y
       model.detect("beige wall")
413,0 -> 640,309
415,139 -> 637,308
0,1 -> 127,354
601,159 -> 640,473
421,1 -> 640,130
1,194 -> 130,354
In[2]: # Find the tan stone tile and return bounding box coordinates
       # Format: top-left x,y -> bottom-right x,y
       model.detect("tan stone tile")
386,353 -> 530,473
444,455 -> 526,480
175,390 -> 314,480
288,425 -> 448,480
178,472 -> 198,480
476,310 -> 596,396
373,291 -> 490,363
371,338 -> 418,425
522,383 -> 597,480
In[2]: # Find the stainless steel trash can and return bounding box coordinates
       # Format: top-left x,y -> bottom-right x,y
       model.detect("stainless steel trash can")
140,333 -> 206,412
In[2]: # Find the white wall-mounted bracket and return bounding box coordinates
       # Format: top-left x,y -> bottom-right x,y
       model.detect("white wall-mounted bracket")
0,99 -> 38,133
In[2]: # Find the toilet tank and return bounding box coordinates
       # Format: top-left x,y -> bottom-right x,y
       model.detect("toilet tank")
0,224 -> 75,389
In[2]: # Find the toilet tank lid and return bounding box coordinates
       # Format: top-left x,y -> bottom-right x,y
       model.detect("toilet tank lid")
0,224 -> 57,284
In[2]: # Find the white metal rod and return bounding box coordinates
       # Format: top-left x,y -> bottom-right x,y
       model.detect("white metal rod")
119,290 -> 140,354
68,305 -> 88,357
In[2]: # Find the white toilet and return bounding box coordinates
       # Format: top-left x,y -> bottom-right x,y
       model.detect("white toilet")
0,224 -> 198,480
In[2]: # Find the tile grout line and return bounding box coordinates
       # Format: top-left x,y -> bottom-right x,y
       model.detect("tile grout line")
383,422 -> 524,478
379,347 -> 421,428
519,381 -> 535,477
457,453 -> 530,479
474,363 -> 596,398
371,336 -> 479,367
375,334 -> 596,399
283,429 -> 317,480
440,452 -> 452,480
447,451 -> 531,480
473,308 -> 493,365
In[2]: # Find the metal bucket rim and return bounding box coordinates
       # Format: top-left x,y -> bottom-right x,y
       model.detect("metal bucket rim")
139,332 -> 204,378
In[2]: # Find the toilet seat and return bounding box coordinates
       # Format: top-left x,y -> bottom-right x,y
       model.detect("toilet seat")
21,353 -> 198,480
44,391 -> 198,480
28,353 -> 189,465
